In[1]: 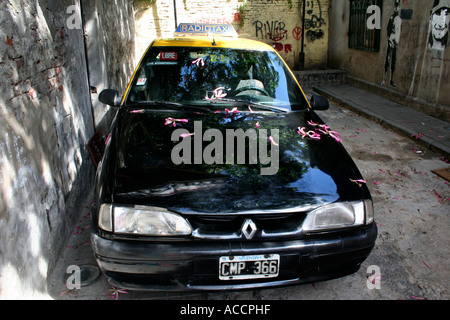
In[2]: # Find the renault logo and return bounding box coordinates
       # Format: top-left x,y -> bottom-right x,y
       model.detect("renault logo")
241,219 -> 257,240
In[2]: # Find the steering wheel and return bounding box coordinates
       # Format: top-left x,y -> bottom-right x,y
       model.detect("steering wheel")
234,86 -> 270,97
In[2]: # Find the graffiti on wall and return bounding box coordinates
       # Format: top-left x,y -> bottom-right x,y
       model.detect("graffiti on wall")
382,0 -> 402,87
253,20 -> 288,41
244,0 -> 329,66
381,0 -> 449,90
428,0 -> 450,51
305,0 -> 326,42
252,20 -> 294,53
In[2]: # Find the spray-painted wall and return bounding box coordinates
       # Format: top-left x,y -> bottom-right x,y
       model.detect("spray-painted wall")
0,0 -> 135,298
328,0 -> 450,121
134,0 -> 330,70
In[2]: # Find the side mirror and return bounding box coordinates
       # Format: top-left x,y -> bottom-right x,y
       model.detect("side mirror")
99,89 -> 122,107
310,95 -> 329,111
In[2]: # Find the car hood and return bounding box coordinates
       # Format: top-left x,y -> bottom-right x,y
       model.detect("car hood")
112,109 -> 368,214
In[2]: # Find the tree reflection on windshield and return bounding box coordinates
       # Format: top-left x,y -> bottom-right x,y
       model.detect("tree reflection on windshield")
127,46 -> 307,111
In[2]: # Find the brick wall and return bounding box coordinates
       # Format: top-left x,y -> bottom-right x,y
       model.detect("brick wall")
0,0 -> 135,298
134,0 -> 329,70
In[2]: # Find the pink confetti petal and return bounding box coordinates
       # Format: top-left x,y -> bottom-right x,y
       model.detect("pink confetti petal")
411,133 -> 425,140
328,131 -> 342,143
350,179 -> 367,187
301,122 -> 342,143
179,133 -> 195,139
433,190 -> 446,204
269,136 -> 279,146
297,127 -> 321,140
192,57 -> 205,67
165,118 -> 189,127
225,107 -> 240,114
213,87 -> 227,99
107,286 -> 129,300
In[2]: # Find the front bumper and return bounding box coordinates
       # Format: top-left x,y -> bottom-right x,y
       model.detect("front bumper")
91,224 -> 377,291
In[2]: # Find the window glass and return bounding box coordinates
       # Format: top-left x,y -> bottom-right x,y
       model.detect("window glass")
126,46 -> 307,110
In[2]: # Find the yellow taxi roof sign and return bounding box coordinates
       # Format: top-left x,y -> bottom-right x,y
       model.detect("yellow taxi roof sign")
174,23 -> 238,38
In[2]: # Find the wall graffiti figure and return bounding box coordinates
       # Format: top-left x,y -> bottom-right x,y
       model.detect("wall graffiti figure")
428,0 -> 450,51
268,28 -> 288,42
272,43 -> 293,53
305,14 -> 326,29
382,0 -> 402,88
292,27 -> 303,40
305,0 -> 326,30
253,20 -> 288,41
306,29 -> 324,42
285,44 -> 292,53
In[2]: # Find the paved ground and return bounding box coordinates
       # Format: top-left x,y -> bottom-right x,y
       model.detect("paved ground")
314,84 -> 450,157
47,88 -> 449,300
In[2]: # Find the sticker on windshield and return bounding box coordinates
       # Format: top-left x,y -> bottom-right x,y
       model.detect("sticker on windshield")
160,52 -> 178,61
136,78 -> 147,86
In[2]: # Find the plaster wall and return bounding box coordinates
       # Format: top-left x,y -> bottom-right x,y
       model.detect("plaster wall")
328,0 -> 450,121
0,0 -> 135,298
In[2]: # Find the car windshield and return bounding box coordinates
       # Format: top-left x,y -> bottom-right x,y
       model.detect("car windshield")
126,46 -> 308,111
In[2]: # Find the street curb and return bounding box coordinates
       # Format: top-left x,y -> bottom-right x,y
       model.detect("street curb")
313,86 -> 450,158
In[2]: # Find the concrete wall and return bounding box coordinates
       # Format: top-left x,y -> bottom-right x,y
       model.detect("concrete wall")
328,0 -> 450,121
134,0 -> 330,70
0,0 -> 135,298
84,0 -> 136,132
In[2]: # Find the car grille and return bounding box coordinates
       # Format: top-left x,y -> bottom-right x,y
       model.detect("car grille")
187,212 -> 307,240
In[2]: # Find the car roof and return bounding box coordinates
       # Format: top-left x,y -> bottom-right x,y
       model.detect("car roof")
151,36 -> 276,51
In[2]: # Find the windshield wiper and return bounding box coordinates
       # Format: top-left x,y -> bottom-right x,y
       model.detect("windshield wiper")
127,101 -> 212,113
215,98 -> 289,113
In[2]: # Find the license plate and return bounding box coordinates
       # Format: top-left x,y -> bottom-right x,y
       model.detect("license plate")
219,254 -> 280,280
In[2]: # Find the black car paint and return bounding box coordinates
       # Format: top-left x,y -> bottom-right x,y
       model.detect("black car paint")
95,107 -> 369,219
91,103 -> 377,291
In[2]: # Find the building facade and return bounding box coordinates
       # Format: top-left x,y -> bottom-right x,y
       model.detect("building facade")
134,0 -> 330,70
328,0 -> 450,121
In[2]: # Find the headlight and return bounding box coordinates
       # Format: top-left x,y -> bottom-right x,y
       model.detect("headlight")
98,204 -> 113,232
302,200 -> 374,233
98,204 -> 192,236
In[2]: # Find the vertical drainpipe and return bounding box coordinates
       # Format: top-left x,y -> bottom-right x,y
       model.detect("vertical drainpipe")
78,0 -> 97,133
299,0 -> 306,70
173,0 -> 178,29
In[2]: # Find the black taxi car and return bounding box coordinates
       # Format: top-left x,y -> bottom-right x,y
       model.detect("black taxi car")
92,23 -> 377,291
